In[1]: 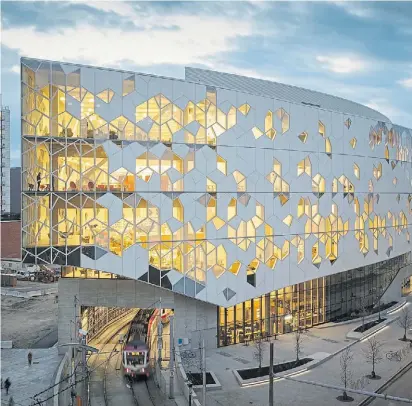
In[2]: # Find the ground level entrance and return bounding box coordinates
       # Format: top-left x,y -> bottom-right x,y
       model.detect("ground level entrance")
218,253 -> 410,346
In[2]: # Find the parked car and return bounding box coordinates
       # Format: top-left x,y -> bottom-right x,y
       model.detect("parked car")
15,270 -> 35,281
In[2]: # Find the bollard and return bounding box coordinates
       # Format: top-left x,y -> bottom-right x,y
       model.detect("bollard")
188,382 -> 193,406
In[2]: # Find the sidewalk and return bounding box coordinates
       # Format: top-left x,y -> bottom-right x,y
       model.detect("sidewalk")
1,347 -> 62,406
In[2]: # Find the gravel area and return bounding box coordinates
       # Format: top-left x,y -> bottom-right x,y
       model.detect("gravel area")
1,289 -> 58,348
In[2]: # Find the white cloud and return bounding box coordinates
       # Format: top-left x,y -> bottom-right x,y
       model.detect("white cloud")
398,78 -> 412,89
65,0 -> 137,17
365,98 -> 412,126
316,55 -> 368,74
2,15 -> 252,68
333,2 -> 375,19
10,65 -> 20,74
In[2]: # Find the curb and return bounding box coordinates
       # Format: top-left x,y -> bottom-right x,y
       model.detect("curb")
346,316 -> 399,340
315,299 -> 406,330
357,360 -> 412,406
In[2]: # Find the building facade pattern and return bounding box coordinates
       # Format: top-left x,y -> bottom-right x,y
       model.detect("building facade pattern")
21,58 -> 412,307
1,104 -> 11,214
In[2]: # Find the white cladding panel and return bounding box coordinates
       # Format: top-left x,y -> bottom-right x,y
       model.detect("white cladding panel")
21,58 -> 412,307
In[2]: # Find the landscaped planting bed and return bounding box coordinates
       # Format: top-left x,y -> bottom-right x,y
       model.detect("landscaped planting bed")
237,358 -> 313,380
331,301 -> 397,323
186,372 -> 216,385
354,318 -> 386,333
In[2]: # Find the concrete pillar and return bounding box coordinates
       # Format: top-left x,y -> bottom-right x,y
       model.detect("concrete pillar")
173,295 -> 217,351
265,293 -> 271,336
58,278 -> 81,354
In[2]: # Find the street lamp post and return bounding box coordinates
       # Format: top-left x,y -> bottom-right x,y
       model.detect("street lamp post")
188,382 -> 193,406
377,285 -> 382,321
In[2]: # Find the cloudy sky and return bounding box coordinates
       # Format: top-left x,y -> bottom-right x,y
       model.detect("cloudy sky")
1,1 -> 412,166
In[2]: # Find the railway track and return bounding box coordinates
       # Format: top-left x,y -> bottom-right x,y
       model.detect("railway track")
88,313 -> 137,406
129,378 -> 156,406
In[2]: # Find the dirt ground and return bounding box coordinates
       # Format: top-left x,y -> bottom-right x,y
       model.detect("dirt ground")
1,292 -> 58,348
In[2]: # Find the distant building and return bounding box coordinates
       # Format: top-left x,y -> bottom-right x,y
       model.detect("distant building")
1,103 -> 11,214
0,220 -> 21,260
10,167 -> 21,215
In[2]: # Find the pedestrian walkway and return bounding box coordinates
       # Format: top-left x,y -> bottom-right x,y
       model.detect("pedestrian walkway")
193,302 -> 412,406
1,348 -> 62,406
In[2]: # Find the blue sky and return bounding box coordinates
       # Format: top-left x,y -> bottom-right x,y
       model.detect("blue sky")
1,1 -> 411,166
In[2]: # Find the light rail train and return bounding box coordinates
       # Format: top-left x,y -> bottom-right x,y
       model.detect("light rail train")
122,309 -> 153,379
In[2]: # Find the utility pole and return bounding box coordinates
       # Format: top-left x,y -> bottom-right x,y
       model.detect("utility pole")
73,295 -> 78,406
169,315 -> 174,399
202,338 -> 206,406
157,297 -> 163,366
269,342 -> 274,406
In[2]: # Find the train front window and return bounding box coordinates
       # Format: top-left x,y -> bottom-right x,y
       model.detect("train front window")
126,352 -> 145,366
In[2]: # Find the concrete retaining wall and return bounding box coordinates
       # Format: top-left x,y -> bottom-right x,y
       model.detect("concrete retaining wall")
175,346 -> 202,406
58,278 -> 217,355
53,351 -> 70,406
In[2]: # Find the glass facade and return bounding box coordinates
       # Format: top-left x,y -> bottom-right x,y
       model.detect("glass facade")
218,252 -> 410,346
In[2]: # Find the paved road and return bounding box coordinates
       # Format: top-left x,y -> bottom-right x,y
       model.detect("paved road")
369,365 -> 412,406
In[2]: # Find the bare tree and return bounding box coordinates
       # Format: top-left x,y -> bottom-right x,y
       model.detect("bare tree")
362,336 -> 383,379
339,347 -> 354,402
359,297 -> 368,333
294,328 -> 304,361
253,336 -> 265,373
397,307 -> 412,341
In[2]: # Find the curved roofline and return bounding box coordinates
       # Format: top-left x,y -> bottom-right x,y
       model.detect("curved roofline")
185,67 -> 391,123
20,57 -> 390,123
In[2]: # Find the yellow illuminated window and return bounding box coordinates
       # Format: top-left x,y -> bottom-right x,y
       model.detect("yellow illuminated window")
217,156 -> 227,175
325,138 -> 332,155
228,198 -> 237,221
265,111 -> 272,134
297,198 -> 305,218
312,242 -> 321,265
353,163 -> 360,180
228,261 -> 241,275
238,104 -> 251,116
283,215 -> 293,226
212,217 -> 225,230
298,132 -> 308,143
227,106 -> 237,129
207,178 -> 216,192
173,199 -> 183,222
312,174 -> 325,195
332,178 -> 338,194
123,75 -> 135,96
207,198 -> 216,221
318,121 -> 325,138
252,127 -> 263,139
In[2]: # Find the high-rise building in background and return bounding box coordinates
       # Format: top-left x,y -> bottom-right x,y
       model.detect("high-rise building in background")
1,102 -> 11,214
20,57 -> 412,346
10,167 -> 21,215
